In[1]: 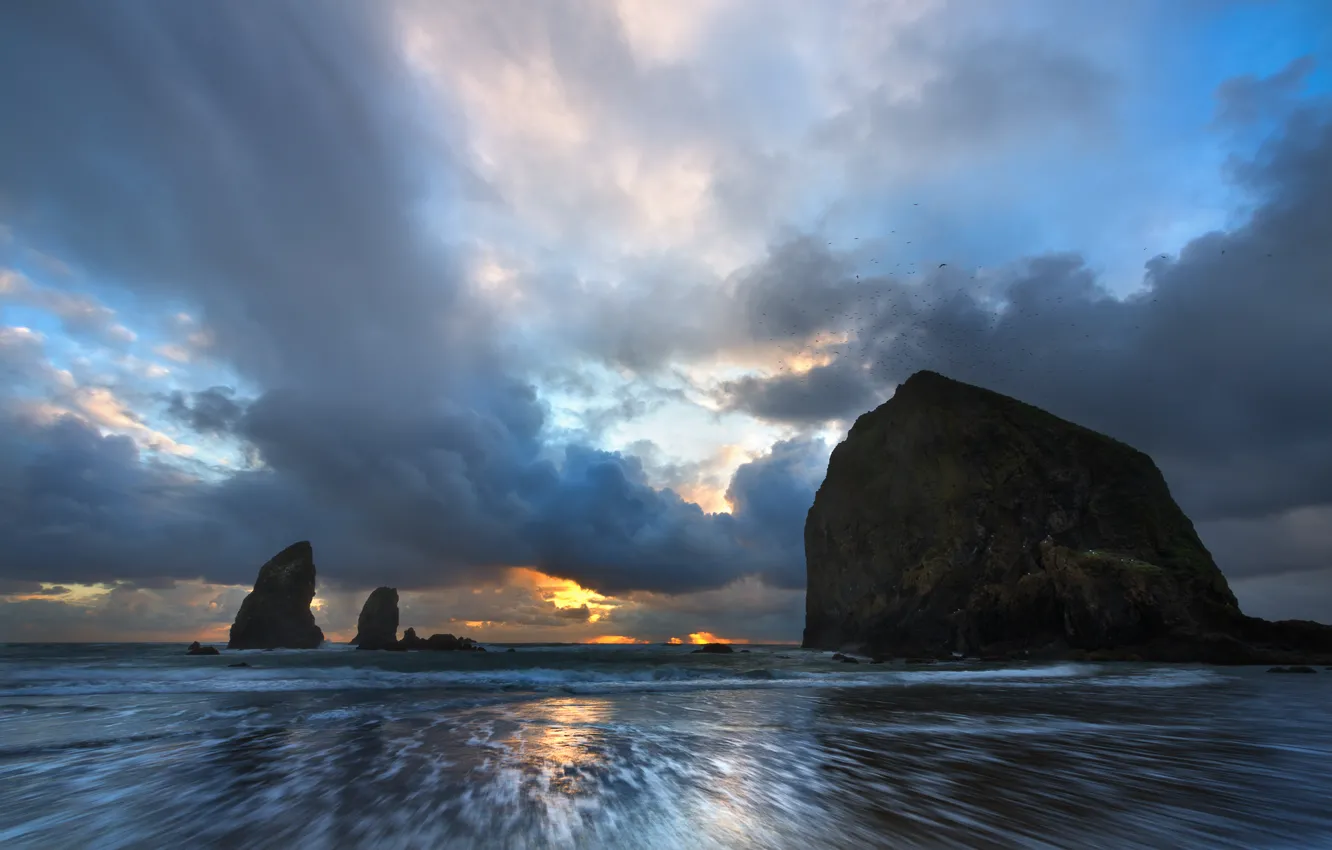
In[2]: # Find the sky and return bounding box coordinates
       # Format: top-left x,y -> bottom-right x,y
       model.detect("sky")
1,0 -> 1330,643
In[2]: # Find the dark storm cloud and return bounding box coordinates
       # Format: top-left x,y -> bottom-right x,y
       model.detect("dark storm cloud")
164,387 -> 246,436
718,361 -> 878,425
719,96 -> 1332,583
815,33 -> 1116,175
4,1 -> 1328,612
724,438 -> 827,589
1213,55 -> 1318,129
519,444 -> 813,594
0,1 -> 829,596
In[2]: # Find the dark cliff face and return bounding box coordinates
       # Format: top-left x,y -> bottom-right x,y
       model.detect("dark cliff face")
352,586 -> 400,650
227,541 -> 325,650
803,371 -> 1246,657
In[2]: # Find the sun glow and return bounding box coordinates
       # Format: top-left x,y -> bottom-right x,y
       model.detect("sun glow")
587,635 -> 649,644
688,631 -> 749,645
508,567 -> 619,618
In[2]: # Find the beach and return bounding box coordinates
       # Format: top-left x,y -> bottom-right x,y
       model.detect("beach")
2,643 -> 1330,849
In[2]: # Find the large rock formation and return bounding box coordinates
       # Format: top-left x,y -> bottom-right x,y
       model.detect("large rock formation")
227,541 -> 325,649
352,587 -> 399,650
803,371 -> 1332,663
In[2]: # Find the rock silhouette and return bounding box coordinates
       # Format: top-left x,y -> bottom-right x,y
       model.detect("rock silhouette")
186,640 -> 219,655
397,627 -> 484,651
803,371 -> 1332,664
227,541 -> 325,650
352,587 -> 399,650
690,643 -> 734,654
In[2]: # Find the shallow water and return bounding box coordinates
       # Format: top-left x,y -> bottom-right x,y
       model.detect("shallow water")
1,643 -> 1329,849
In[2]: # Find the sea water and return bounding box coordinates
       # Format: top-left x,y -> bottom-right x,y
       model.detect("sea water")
1,643 -> 1329,849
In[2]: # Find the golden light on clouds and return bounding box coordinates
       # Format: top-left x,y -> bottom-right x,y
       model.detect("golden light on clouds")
687,631 -> 748,645
674,482 -> 732,514
587,635 -> 648,644
508,567 -> 619,618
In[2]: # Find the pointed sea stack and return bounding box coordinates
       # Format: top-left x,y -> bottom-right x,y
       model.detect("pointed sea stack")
227,541 -> 325,649
352,587 -> 400,650
803,371 -> 1332,664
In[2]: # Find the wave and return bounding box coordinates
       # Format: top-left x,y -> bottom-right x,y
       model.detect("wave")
0,660 -> 1225,698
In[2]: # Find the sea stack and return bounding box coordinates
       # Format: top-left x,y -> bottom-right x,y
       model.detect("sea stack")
803,371 -> 1332,663
352,587 -> 400,650
227,541 -> 325,650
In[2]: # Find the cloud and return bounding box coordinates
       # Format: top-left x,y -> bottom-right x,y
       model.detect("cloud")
0,579 -> 247,642
0,269 -> 136,347
165,386 -> 247,435
0,0 -> 1329,638
718,360 -> 878,424
700,97 -> 1332,589
1213,55 -> 1318,129
813,32 -> 1117,179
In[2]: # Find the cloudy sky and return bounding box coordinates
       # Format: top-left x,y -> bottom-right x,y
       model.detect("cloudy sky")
1,0 -> 1329,643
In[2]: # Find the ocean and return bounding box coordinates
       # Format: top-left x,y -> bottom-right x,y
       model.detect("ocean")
0,643 -> 1329,849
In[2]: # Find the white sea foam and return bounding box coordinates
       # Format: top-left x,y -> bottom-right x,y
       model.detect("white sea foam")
0,658 -> 1226,698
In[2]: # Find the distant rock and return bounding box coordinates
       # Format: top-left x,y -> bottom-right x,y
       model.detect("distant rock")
803,371 -> 1332,665
396,627 -> 484,651
352,587 -> 399,651
1267,666 -> 1317,674
691,643 -> 734,654
186,641 -> 219,656
831,653 -> 859,664
228,662 -> 250,668
227,541 -> 325,650
399,627 -> 422,649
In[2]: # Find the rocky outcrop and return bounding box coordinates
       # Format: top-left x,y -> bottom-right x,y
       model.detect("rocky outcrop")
186,641 -> 219,655
227,541 -> 325,650
397,627 -> 484,651
803,371 -> 1332,664
352,587 -> 399,650
691,643 -> 734,654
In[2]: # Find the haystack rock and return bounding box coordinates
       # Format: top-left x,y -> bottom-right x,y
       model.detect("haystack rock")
227,541 -> 325,650
352,587 -> 399,650
803,371 -> 1332,664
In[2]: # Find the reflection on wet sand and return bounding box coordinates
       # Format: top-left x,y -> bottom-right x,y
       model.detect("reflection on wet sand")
3,662 -> 1331,849
501,696 -> 615,797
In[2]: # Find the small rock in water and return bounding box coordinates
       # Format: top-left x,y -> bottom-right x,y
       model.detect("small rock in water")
227,662 -> 250,668
831,653 -> 860,664
1267,665 -> 1317,674
691,643 -> 734,654
186,641 -> 219,656
507,648 -> 517,653
397,628 -> 485,651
